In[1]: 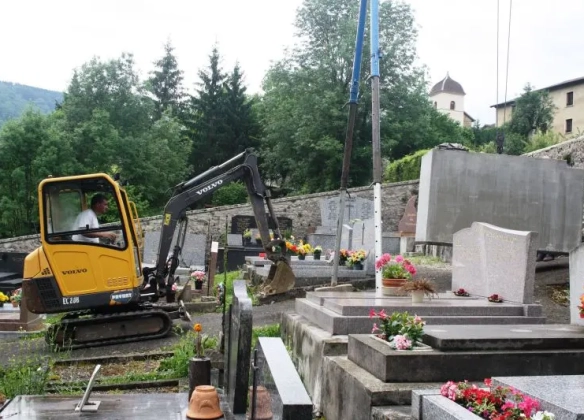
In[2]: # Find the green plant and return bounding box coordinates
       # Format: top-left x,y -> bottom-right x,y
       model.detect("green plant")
211,181 -> 248,206
0,358 -> 52,398
384,149 -> 429,182
252,323 -> 281,348
242,229 -> 252,239
375,253 -> 416,279
158,331 -> 218,377
369,310 -> 425,347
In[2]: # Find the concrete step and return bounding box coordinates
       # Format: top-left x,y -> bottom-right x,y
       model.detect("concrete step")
296,299 -> 545,335
371,406 -> 413,420
348,333 -> 584,382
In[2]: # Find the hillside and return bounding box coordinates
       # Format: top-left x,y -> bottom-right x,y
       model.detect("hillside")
0,81 -> 63,126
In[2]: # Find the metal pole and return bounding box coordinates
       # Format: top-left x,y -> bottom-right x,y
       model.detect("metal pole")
332,0 -> 368,286
370,0 -> 383,297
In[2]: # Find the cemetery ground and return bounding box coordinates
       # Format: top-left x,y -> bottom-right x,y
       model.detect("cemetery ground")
0,258 -> 570,403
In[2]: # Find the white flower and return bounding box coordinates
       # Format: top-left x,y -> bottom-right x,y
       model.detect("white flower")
532,411 -> 555,420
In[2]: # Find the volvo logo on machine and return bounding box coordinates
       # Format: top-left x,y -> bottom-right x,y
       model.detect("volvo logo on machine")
61,268 -> 88,275
196,179 -> 223,195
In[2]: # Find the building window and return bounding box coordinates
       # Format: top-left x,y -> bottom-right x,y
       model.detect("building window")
566,119 -> 573,133
567,91 -> 574,106
434,101 -> 437,108
450,101 -> 455,110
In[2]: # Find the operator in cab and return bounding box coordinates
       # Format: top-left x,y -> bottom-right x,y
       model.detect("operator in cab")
71,193 -> 117,244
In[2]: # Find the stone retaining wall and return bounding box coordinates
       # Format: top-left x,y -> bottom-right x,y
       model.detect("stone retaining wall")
0,180 -> 419,254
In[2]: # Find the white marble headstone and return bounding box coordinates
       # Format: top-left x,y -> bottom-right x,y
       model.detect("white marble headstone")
451,222 -> 538,304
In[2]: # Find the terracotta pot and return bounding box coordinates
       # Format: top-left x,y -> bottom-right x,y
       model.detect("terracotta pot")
187,385 -> 223,420
382,279 -> 406,288
247,386 -> 273,420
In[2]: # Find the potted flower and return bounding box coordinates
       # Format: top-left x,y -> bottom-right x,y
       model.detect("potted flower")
0,291 -> 9,308
189,323 -> 213,396
453,288 -> 470,297
488,293 -> 503,303
375,254 -> 416,289
578,294 -> 584,318
10,288 -> 22,307
242,229 -> 252,245
348,249 -> 367,270
313,245 -> 323,260
369,310 -> 426,350
339,249 -> 349,265
254,233 -> 262,246
296,242 -> 312,260
191,270 -> 206,290
400,278 -> 437,303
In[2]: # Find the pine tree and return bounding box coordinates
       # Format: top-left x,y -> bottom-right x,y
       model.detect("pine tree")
148,41 -> 186,120
224,63 -> 260,154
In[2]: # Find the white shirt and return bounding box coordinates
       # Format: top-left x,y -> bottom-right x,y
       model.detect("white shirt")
72,209 -> 99,243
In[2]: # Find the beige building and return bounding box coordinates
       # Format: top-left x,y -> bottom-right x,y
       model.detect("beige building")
429,73 -> 475,128
491,76 -> 584,136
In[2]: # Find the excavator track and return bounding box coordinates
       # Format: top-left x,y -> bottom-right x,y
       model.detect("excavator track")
46,308 -> 174,350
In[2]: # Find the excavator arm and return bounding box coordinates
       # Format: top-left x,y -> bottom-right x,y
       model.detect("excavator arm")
144,149 -> 294,298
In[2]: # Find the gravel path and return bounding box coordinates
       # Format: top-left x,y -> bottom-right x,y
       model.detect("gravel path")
0,261 -> 570,365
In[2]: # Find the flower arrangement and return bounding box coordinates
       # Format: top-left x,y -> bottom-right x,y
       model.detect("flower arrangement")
296,241 -> 312,256
10,288 -> 22,303
191,270 -> 206,282
348,249 -> 367,265
400,278 -> 437,297
369,310 -> 425,350
285,240 -> 299,254
242,229 -> 251,239
0,291 -> 9,303
441,378 -> 555,419
375,253 -> 416,279
453,288 -> 470,297
313,245 -> 323,255
488,293 -> 503,303
578,294 -> 584,318
193,323 -> 208,359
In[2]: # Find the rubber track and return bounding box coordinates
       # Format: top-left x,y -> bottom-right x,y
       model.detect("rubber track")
47,309 -> 173,350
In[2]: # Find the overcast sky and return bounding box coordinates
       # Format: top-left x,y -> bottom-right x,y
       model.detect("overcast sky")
2,0 -> 584,125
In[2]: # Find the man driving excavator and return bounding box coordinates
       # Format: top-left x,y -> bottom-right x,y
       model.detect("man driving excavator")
71,193 -> 117,243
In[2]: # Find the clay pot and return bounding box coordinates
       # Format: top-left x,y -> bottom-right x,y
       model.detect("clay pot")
246,386 -> 273,420
186,385 -> 223,420
382,279 -> 406,288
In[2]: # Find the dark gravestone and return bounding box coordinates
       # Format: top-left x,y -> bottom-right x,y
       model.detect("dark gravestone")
398,195 -> 417,234
142,231 -> 206,267
255,337 -> 313,420
226,280 -> 253,414
230,215 -> 293,235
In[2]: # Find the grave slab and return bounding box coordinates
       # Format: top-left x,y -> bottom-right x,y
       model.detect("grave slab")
423,324 -> 584,351
451,222 -> 538,304
348,334 -> 584,382
492,375 -> 584,419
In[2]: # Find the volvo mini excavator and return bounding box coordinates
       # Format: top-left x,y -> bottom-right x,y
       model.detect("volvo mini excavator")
22,149 -> 295,349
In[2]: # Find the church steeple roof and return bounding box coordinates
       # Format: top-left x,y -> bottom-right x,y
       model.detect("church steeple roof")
430,72 -> 466,96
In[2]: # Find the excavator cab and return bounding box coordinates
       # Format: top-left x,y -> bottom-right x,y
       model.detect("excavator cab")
23,173 -> 143,315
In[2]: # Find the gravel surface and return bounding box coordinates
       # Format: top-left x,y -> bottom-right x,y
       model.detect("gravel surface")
0,261 -> 570,366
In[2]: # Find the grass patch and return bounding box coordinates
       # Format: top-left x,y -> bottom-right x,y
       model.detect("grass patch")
252,323 -> 281,348
0,358 -> 53,399
407,256 -> 447,266
158,331 -> 218,378
215,270 -> 240,310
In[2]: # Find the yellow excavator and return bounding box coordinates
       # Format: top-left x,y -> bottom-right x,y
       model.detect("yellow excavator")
22,149 -> 295,349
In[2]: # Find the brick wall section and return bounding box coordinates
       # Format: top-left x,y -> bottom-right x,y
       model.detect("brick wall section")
0,180 -> 420,254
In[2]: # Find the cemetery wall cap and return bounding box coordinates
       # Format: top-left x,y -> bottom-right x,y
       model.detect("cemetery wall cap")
186,385 -> 223,419
436,143 -> 469,151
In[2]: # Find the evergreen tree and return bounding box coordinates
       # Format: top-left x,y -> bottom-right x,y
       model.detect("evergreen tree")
189,46 -> 230,174
148,40 -> 186,120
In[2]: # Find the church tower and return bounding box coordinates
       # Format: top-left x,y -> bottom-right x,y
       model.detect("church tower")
429,73 -> 473,127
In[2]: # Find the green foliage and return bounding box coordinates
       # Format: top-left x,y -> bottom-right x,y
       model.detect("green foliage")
370,310 -> 425,344
211,181 -> 249,206
0,358 -> 52,399
158,331 -> 218,377
384,149 -> 429,182
0,81 -> 62,127
252,323 -> 281,348
147,40 -> 186,120
523,130 -> 564,153
508,83 -> 556,138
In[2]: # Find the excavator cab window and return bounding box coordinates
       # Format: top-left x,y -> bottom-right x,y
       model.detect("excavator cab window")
42,179 -> 127,250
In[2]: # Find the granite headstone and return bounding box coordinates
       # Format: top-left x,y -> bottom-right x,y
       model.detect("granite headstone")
320,196 -> 374,226
451,222 -> 538,304
254,337 -> 312,420
398,195 -> 417,234
142,231 -> 207,267
227,280 -> 253,414
230,215 -> 293,235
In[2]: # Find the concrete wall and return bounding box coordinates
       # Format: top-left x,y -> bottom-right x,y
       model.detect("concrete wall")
416,149 -> 584,252
0,180 -> 419,254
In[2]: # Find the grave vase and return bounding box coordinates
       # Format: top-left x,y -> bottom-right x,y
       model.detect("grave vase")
195,280 -> 204,290
411,290 -> 425,303
298,254 -> 306,260
353,262 -> 364,270
313,252 -> 321,260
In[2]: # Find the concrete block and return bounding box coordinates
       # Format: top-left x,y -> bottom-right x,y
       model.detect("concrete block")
421,395 -> 479,420
415,149 -> 584,252
348,334 -> 584,382
371,406 -> 414,420
411,390 -> 441,420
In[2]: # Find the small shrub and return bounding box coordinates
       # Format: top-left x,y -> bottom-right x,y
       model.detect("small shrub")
384,149 -> 430,182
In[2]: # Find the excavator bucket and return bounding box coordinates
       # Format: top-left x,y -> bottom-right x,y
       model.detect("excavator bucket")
263,259 -> 296,296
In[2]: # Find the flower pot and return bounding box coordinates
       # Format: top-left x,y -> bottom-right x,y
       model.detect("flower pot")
353,262 -> 364,270
313,252 -> 321,260
382,279 -> 406,288
195,280 -> 203,290
298,254 -> 306,260
11,301 -> 18,308
411,290 -> 425,303
244,237 -> 251,246
187,385 -> 223,420
0,302 -> 3,308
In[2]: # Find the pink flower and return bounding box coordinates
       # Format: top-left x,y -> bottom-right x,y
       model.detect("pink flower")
375,253 -> 392,270
413,315 -> 424,325
372,323 -> 379,333
369,308 -> 376,319
395,255 -> 404,263
406,264 -> 417,275
393,334 -> 412,350
378,309 -> 387,319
